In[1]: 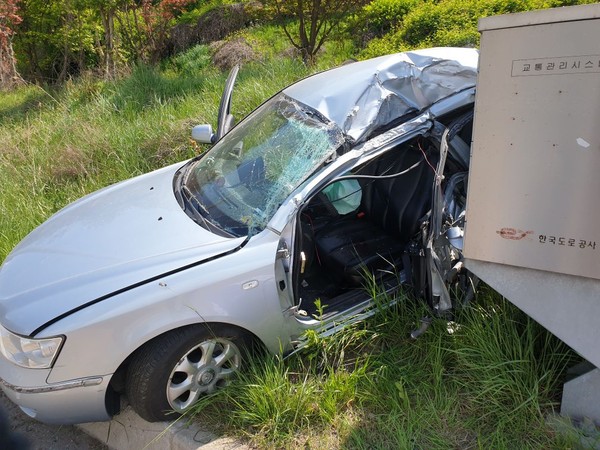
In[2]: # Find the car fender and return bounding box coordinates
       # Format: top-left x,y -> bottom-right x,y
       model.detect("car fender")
45,229 -> 290,383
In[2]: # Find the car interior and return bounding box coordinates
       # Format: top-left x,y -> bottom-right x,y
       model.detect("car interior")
293,110 -> 474,320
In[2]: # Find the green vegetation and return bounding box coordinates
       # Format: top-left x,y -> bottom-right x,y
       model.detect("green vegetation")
2,1 -> 597,448
189,289 -> 583,448
0,46 -> 313,261
353,0 -> 597,58
5,0 -> 596,86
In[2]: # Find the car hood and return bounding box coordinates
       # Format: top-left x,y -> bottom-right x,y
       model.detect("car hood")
0,163 -> 245,336
283,47 -> 478,143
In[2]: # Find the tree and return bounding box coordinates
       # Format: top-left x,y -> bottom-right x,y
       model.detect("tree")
0,0 -> 24,89
97,0 -> 120,79
268,0 -> 367,64
14,0 -> 100,83
117,0 -> 196,64
11,0 -> 195,83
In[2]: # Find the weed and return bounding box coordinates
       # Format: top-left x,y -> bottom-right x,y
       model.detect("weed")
184,284 -> 581,449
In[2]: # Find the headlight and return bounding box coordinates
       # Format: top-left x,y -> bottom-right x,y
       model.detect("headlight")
0,324 -> 63,369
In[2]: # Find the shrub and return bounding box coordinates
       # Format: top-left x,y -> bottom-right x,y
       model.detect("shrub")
360,0 -> 565,57
210,38 -> 257,71
168,45 -> 213,76
346,0 -> 421,48
361,0 -> 421,36
166,3 -> 257,56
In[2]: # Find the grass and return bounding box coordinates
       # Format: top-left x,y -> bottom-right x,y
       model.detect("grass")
0,39 -> 315,261
0,75 -> 200,258
186,288 -> 583,449
0,19 -> 356,260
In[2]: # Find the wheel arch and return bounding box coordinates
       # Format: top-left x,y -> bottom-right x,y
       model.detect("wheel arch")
106,321 -> 265,414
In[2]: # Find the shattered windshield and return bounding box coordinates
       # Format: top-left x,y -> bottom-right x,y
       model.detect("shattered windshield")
181,93 -> 345,237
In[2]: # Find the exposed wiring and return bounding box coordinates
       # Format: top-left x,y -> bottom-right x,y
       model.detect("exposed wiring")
418,139 -> 439,176
333,158 -> 423,183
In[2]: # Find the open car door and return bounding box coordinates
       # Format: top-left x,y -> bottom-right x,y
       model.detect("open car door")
191,65 -> 240,144
215,65 -> 240,142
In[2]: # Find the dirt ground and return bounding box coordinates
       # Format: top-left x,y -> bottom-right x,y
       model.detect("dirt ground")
0,391 -> 106,450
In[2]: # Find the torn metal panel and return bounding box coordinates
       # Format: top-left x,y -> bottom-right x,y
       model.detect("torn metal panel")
283,48 -> 479,143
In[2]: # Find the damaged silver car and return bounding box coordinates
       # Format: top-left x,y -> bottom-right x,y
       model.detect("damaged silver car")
0,47 -> 478,424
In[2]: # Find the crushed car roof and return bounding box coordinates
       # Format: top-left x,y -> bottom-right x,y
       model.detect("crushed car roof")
283,47 -> 479,143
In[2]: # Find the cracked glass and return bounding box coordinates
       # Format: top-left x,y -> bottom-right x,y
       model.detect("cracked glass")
181,94 -> 345,237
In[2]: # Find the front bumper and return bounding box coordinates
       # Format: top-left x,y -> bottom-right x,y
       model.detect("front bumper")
0,362 -> 113,424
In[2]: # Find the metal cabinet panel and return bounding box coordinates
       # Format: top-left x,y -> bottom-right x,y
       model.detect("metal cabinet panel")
464,4 -> 600,280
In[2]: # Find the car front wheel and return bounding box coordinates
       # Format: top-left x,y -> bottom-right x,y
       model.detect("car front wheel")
125,325 -> 246,422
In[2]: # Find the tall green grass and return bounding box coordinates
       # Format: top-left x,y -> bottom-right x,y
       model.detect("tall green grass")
0,72 -> 201,259
189,288 -> 581,449
0,41 -> 314,262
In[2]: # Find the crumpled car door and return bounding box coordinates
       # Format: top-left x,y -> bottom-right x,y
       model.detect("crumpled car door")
425,112 -> 475,314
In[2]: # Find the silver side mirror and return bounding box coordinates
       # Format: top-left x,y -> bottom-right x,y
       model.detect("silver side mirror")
191,124 -> 215,144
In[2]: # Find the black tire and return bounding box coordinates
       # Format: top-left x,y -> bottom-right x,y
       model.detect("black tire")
125,325 -> 248,422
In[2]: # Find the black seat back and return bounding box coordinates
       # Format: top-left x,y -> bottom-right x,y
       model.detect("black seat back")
359,141 -> 436,243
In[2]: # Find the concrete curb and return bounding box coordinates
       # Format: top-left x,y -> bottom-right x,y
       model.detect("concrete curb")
78,406 -> 248,450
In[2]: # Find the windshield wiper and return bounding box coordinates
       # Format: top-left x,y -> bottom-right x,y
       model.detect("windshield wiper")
181,185 -> 217,231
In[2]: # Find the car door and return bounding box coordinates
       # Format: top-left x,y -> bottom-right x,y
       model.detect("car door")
192,65 -> 240,145
215,65 -> 239,141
